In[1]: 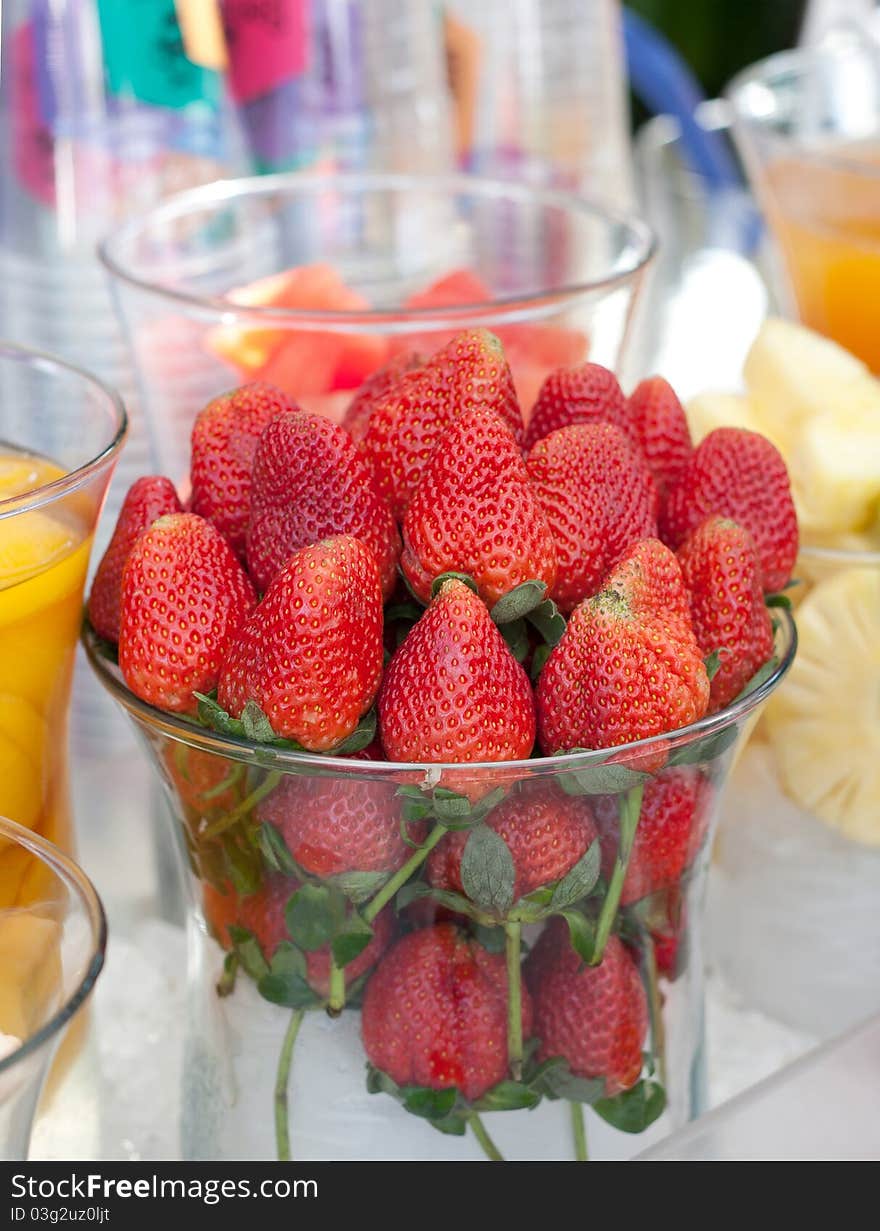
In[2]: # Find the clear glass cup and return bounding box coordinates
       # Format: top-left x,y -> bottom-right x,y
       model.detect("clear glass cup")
84,613 -> 794,1162
0,815 -> 106,1161
727,35 -> 880,372
98,171 -> 655,484
710,544 -> 880,1038
0,342 -> 126,856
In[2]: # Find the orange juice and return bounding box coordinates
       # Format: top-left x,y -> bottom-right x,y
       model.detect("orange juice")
0,450 -> 92,909
763,145 -> 880,372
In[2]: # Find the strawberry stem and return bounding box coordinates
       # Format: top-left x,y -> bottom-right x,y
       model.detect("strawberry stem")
327,956 -> 346,1018
468,1112 -> 504,1161
203,770 -> 282,838
592,783 -> 644,964
362,823 -> 449,923
504,920 -> 524,1080
642,931 -> 668,1088
216,953 -> 238,997
569,1101 -> 589,1162
274,1007 -> 305,1161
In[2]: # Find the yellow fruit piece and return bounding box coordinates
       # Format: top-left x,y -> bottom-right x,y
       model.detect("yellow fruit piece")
0,509 -> 75,589
786,406 -> 880,535
744,316 -> 870,438
766,566 -> 880,845
685,392 -> 762,444
0,910 -> 62,1038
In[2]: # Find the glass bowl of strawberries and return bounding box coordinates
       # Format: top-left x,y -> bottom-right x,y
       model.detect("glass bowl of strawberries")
98,171 -> 655,487
83,327 -> 797,1161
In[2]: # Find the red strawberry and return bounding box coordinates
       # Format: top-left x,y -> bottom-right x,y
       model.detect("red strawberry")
401,406 -> 557,607
660,428 -> 798,593
257,770 -> 421,878
87,475 -> 181,642
677,516 -> 775,713
427,781 -> 597,902
119,513 -> 256,714
218,535 -> 384,751
525,920 -> 647,1096
362,923 -> 534,1100
246,411 -> 399,597
363,329 -> 524,520
526,423 -> 657,613
626,376 -> 693,500
592,768 -> 704,906
379,577 -> 536,764
605,536 -> 694,634
204,877 -> 394,996
523,362 -> 634,452
190,382 -> 296,557
342,351 -> 423,443
536,538 -> 709,761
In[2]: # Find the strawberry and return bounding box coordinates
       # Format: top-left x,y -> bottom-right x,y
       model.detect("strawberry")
204,877 -> 394,996
218,535 -> 384,751
660,427 -> 798,593
190,382 -> 296,558
342,351 -> 423,443
401,406 -> 557,607
523,362 -> 634,452
246,411 -> 399,598
361,923 -> 534,1100
119,513 -> 256,714
677,516 -> 775,712
427,781 -> 597,902
626,376 -> 693,500
379,577 -> 535,764
525,919 -> 647,1096
87,475 -> 181,642
257,770 -> 422,878
526,423 -> 657,613
363,329 -> 524,521
592,768 -> 704,906
536,538 -> 709,760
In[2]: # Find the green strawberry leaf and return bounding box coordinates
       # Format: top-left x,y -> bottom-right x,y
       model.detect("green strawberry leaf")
732,655 -> 780,703
194,692 -> 245,739
222,840 -> 263,898
472,1079 -> 541,1113
593,1078 -> 666,1133
526,597 -> 567,647
241,700 -> 276,743
395,785 -> 505,830
703,649 -> 725,681
556,758 -> 652,797
431,787 -> 476,823
329,709 -> 377,756
327,869 -> 389,905
284,884 -> 346,951
559,908 -> 596,964
460,823 -> 516,915
431,572 -> 479,598
500,618 -> 530,662
256,822 -> 300,877
227,924 -> 270,982
490,580 -> 548,625
365,1065 -> 468,1135
549,840 -> 602,911
257,941 -> 318,1007
530,642 -> 552,682
527,1056 -> 605,1105
668,724 -> 739,767
330,912 -> 374,968
765,592 -> 792,610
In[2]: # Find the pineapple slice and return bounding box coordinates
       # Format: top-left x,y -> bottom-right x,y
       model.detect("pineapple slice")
788,404 -> 880,535
685,391 -> 761,444
766,566 -> 880,845
744,316 -> 870,441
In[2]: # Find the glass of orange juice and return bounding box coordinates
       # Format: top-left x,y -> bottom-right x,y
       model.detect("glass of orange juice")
0,342 -> 125,887
727,35 -> 880,373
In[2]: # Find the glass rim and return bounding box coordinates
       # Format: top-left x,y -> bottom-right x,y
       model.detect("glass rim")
83,608 -> 796,778
726,41 -> 880,180
97,170 -> 657,327
0,816 -> 107,1078
0,341 -> 128,520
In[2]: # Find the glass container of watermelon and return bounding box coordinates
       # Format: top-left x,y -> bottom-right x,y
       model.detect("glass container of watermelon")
99,172 -> 655,484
